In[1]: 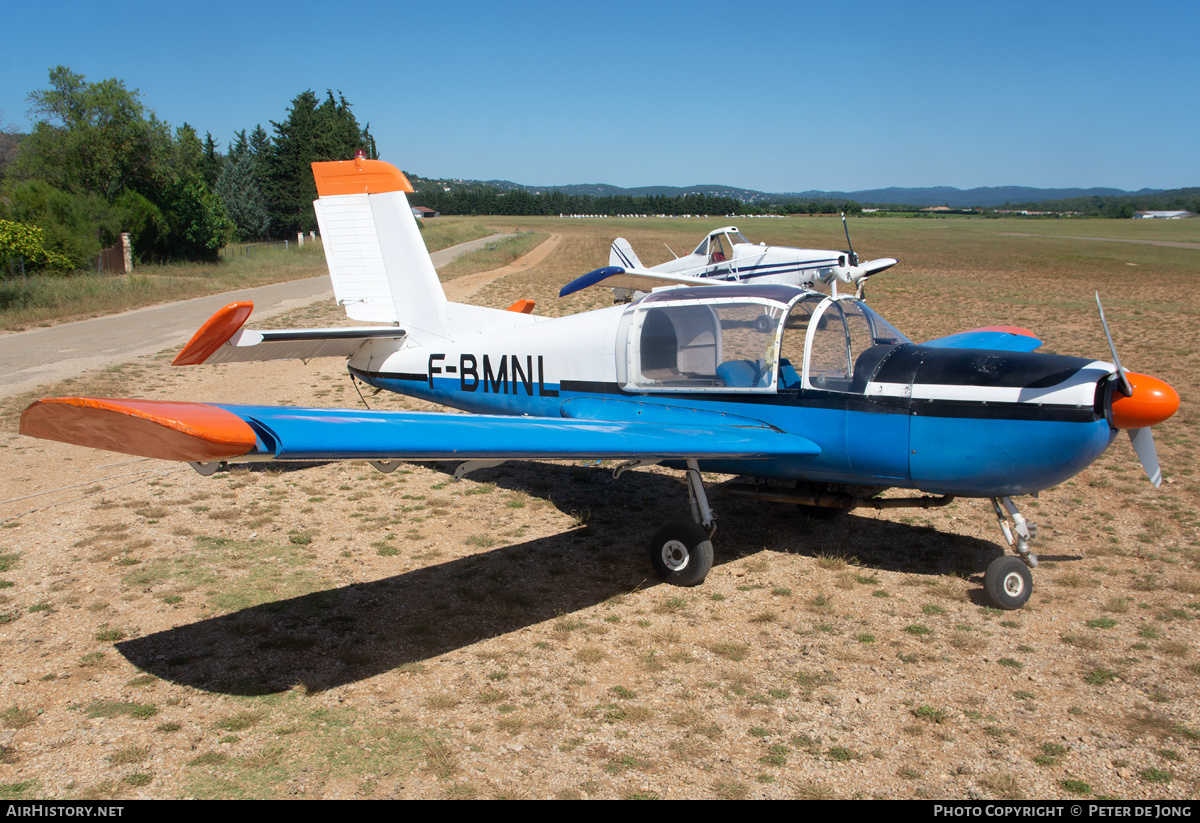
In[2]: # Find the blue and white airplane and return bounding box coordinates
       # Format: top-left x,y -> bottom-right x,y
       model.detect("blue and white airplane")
21,158 -> 1179,610
561,225 -> 899,301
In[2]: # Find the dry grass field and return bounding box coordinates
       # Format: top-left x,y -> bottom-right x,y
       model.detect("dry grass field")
0,215 -> 1197,800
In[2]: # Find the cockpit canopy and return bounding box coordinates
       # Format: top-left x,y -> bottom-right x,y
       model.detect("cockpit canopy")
692,227 -> 752,262
620,286 -> 909,394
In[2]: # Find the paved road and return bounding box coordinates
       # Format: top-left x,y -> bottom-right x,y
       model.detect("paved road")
0,234 -> 510,400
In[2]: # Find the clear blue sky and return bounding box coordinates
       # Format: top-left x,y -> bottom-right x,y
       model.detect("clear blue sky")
2,0 -> 1196,193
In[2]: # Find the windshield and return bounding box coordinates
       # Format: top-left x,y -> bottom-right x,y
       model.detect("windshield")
778,296 -> 909,392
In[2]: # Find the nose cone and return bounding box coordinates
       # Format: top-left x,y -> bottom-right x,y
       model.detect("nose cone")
1111,372 -> 1180,429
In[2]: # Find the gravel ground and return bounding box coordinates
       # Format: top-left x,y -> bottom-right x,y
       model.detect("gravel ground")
0,244 -> 1196,800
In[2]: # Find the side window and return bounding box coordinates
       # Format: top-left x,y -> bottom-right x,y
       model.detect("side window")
630,305 -> 721,388
709,235 -> 728,263
627,301 -> 780,391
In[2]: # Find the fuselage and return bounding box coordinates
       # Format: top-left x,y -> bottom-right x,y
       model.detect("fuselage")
654,243 -> 845,287
349,285 -> 1118,497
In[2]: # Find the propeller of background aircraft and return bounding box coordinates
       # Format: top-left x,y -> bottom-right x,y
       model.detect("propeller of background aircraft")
839,212 -> 896,299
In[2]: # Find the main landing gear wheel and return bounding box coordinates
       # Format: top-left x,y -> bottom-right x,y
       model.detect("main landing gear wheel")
984,555 -> 1033,610
650,521 -> 714,587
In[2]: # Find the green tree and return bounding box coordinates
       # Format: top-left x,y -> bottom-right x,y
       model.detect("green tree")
160,178 -> 230,262
0,218 -> 73,271
174,123 -> 205,182
261,90 -> 376,235
201,132 -> 222,189
0,179 -> 121,267
216,152 -> 270,241
5,67 -> 230,265
11,66 -> 172,199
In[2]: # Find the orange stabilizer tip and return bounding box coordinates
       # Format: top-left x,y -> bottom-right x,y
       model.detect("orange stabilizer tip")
973,325 -> 1037,337
174,301 -> 255,366
1111,372 -> 1180,430
312,159 -> 414,197
20,398 -> 258,462
506,299 -> 536,314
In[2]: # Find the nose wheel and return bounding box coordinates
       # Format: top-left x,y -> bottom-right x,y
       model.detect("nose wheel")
649,521 -> 714,587
984,555 -> 1033,610
986,496 -> 1037,609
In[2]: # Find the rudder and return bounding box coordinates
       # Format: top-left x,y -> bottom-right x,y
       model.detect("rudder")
609,237 -> 643,270
312,159 -> 449,340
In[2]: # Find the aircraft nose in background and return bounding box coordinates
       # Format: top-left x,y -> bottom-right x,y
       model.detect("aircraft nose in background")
1110,372 -> 1180,429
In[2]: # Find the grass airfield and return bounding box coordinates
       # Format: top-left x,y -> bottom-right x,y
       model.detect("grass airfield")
0,215 -> 1197,800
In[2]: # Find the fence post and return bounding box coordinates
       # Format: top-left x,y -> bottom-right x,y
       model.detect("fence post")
121,233 -> 132,273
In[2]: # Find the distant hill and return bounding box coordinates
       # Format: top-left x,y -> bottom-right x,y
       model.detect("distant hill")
779,185 -> 1164,208
484,181 -> 777,203
410,174 -> 1168,208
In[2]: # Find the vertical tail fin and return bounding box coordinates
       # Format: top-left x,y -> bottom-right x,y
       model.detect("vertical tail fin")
312,159 -> 449,340
609,237 -> 643,270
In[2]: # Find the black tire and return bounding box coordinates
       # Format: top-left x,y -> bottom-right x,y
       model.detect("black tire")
754,314 -> 773,333
984,555 -> 1033,610
649,521 -> 714,587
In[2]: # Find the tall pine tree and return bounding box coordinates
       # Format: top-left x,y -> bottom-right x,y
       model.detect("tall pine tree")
261,90 -> 376,236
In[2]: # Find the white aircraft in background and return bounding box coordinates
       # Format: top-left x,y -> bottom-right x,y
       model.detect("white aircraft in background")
560,224 -> 899,301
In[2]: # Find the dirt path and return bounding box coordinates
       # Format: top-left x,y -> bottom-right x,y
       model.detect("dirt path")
443,234 -> 561,302
0,234 -> 523,401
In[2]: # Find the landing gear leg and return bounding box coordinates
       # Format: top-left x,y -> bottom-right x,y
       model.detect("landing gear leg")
987,496 -> 1038,609
684,459 -> 716,534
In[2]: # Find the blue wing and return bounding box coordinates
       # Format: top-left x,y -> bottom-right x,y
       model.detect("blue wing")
21,397 -> 820,463
558,266 -> 718,297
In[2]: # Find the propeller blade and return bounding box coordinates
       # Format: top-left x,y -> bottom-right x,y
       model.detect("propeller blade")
841,213 -> 858,266
1095,292 -> 1133,397
1128,427 -> 1162,488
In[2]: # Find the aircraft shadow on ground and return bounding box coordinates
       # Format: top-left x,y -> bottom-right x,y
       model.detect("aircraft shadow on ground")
118,463 -> 1017,696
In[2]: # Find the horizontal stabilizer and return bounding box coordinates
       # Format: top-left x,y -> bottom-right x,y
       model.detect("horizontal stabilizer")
173,300 -> 404,365
21,398 -> 818,464
923,326 -> 1043,353
200,327 -> 405,364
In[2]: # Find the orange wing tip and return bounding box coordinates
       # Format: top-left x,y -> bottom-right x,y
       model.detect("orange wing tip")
174,301 -> 255,366
1111,372 -> 1180,430
506,299 -> 536,314
20,398 -> 258,462
312,159 -> 414,196
973,325 -> 1036,337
